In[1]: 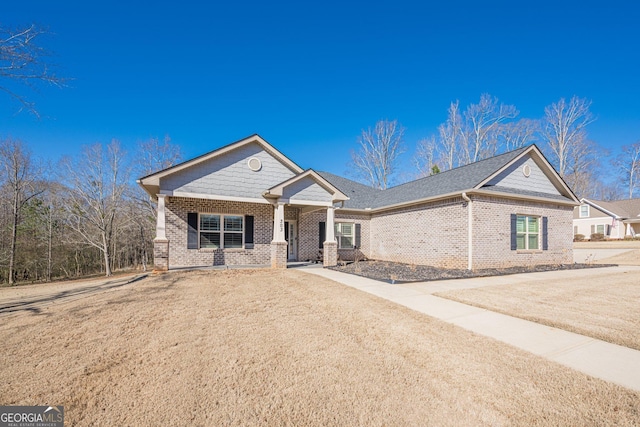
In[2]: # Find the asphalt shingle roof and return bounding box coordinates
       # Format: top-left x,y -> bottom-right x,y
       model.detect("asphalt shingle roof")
319,147 -> 531,210
587,198 -> 640,218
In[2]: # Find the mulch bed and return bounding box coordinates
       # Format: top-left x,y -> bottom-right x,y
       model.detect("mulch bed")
329,260 -> 616,283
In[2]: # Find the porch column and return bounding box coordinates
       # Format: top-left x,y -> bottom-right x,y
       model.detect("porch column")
323,206 -> 338,267
271,202 -> 287,268
153,194 -> 169,271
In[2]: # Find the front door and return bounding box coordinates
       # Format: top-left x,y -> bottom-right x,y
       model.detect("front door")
284,221 -> 297,261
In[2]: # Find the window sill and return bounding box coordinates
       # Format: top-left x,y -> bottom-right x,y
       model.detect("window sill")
197,248 -> 248,252
516,250 -> 543,254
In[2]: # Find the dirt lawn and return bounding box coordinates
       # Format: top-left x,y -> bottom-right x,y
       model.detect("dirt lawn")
574,240 -> 640,265
1,270 -> 639,426
436,267 -> 640,351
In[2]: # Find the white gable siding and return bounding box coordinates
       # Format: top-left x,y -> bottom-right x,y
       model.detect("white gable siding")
282,176 -> 333,203
485,155 -> 561,195
160,142 -> 296,199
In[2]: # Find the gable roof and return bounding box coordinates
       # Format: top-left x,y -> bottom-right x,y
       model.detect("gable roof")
138,134 -> 303,198
320,145 -> 578,211
580,198 -> 640,219
264,169 -> 349,203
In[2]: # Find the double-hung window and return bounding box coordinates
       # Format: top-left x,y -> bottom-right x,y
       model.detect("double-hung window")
579,205 -> 589,217
516,215 -> 540,250
335,222 -> 354,249
199,214 -> 243,249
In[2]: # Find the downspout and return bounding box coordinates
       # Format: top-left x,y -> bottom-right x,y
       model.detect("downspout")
461,192 -> 472,271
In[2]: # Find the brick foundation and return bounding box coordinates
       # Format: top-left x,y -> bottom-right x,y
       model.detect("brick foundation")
271,241 -> 288,268
153,239 -> 169,271
323,241 -> 338,267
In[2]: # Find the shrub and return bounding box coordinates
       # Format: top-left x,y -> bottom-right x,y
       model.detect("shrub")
590,233 -> 605,241
573,234 -> 585,242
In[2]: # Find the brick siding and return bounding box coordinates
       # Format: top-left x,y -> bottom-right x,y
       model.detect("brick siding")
165,197 -> 273,268
370,197 -> 469,269
471,196 -> 573,268
298,210 -> 371,262
163,195 -> 573,270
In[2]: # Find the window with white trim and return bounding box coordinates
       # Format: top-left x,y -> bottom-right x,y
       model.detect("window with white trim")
579,205 -> 589,217
516,215 -> 540,250
335,222 -> 354,249
199,214 -> 243,249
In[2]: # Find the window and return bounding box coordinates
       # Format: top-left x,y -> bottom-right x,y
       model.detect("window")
516,215 -> 540,250
335,222 -> 354,249
199,214 -> 243,249
579,205 -> 589,217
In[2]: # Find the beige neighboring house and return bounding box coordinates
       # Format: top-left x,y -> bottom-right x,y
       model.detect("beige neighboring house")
138,134 -> 579,271
573,198 -> 640,239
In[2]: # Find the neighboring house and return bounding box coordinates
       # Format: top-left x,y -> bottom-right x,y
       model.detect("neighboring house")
138,134 -> 579,271
573,198 -> 640,239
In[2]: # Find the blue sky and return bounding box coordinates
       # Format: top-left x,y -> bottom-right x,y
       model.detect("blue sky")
2,1 -> 639,179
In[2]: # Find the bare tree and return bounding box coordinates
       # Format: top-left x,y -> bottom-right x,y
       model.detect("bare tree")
498,118 -> 540,151
137,135 -> 182,176
0,24 -> 65,116
613,141 -> 640,199
133,136 -> 182,271
351,120 -> 405,189
561,139 -> 603,198
540,96 -> 596,178
60,140 -> 129,277
460,94 -> 518,164
0,139 -> 43,285
414,136 -> 437,177
437,101 -> 462,171
591,180 -> 623,202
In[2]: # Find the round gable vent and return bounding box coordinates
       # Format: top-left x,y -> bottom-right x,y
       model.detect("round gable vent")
522,164 -> 531,177
248,157 -> 262,171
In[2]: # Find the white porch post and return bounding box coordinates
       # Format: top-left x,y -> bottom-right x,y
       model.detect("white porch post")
271,202 -> 287,268
325,206 -> 335,243
155,194 -> 167,241
153,194 -> 169,271
273,202 -> 286,242
323,206 -> 338,267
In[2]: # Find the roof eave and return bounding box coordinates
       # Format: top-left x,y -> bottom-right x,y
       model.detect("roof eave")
473,189 -> 578,206
579,198 -> 622,218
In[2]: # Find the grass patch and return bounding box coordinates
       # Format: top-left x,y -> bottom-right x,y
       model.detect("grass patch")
1,269 -> 638,425
436,267 -> 640,351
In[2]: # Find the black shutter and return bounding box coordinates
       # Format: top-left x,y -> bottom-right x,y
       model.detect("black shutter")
510,214 -> 517,250
319,222 -> 326,248
355,223 -> 361,249
245,215 -> 254,249
542,216 -> 548,250
187,213 -> 198,249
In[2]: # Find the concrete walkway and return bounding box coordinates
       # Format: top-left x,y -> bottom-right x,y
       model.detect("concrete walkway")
301,266 -> 640,392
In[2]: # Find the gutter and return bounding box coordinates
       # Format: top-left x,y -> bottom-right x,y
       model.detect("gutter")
461,192 -> 473,271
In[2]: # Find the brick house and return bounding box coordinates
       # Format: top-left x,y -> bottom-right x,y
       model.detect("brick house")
138,134 -> 579,270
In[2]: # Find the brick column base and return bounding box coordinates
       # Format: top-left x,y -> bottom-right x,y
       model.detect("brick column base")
271,241 -> 288,269
323,241 -> 338,267
153,239 -> 169,271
